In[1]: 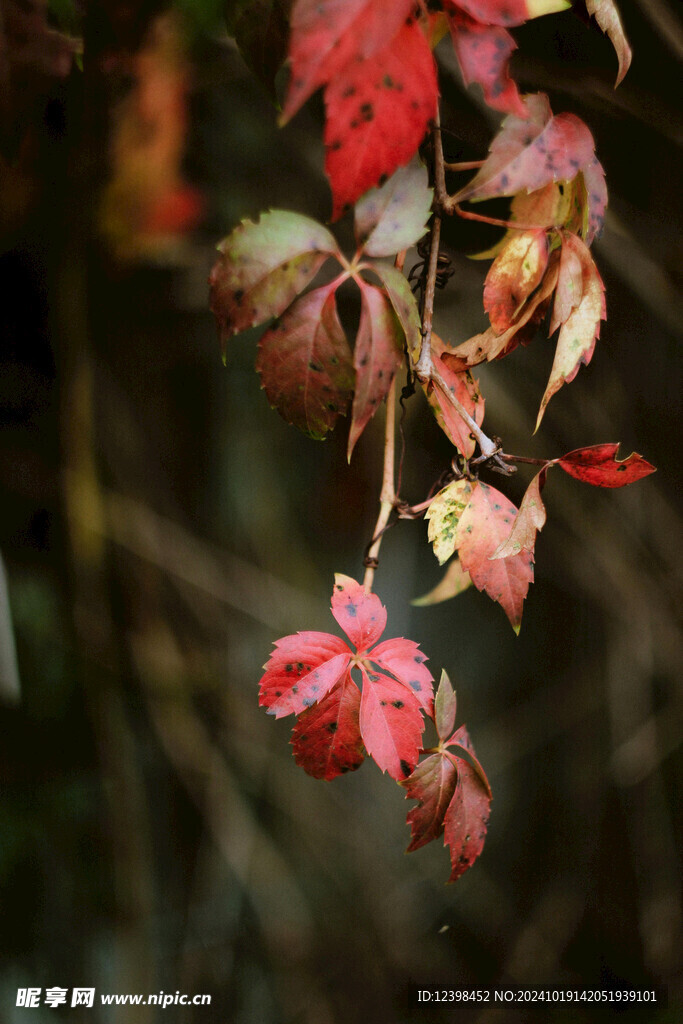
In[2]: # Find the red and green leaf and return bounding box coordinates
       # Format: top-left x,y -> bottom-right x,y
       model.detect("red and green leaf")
255,281 -> 354,438
491,467 -> 547,559
556,443 -> 656,487
354,162 -> 433,257
291,671 -> 365,779
455,481 -> 534,632
348,280 -> 404,459
366,261 -> 423,360
484,228 -> 549,332
359,667 -> 424,780
210,210 -> 340,347
426,479 -> 474,566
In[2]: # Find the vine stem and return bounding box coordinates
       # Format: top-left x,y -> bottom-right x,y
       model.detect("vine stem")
363,380 -> 397,592
414,111 -> 502,463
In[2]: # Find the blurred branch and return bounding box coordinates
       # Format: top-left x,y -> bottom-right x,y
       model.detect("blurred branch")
0,550 -> 20,703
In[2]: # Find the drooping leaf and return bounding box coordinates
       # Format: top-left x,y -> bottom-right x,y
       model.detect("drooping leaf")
330,573 -> 386,651
581,155 -> 608,245
404,752 -> 457,850
455,96 -> 595,204
348,280 -> 404,459
324,19 -> 439,218
282,0 -> 415,122
455,481 -> 534,631
536,238 -> 605,429
291,671 -> 365,779
447,11 -> 526,118
354,162 -> 433,257
447,0 -> 569,26
359,667 -> 424,780
370,637 -> 435,714
366,262 -> 423,360
491,467 -> 547,558
586,0 -> 632,86
444,756 -> 491,882
445,255 -> 559,369
256,281 -> 354,438
210,211 -> 340,346
427,346 -> 485,458
434,669 -> 457,741
426,479 -> 474,566
484,228 -> 549,332
411,558 -> 473,606
557,444 -> 656,487
259,632 -> 351,717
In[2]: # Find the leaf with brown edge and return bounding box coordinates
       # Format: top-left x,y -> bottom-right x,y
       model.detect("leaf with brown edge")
444,255 -> 559,370
259,632 -> 352,717
324,19 -> 438,219
484,229 -> 549,333
444,757 -> 491,882
366,262 -> 422,361
556,444 -> 656,488
359,668 -> 424,780
447,11 -> 526,118
330,574 -> 386,652
491,467 -> 548,559
256,281 -> 354,439
291,671 -> 365,779
434,669 -> 457,742
403,753 -> 457,850
536,242 -> 605,430
426,479 -> 474,566
347,280 -> 404,460
427,345 -> 485,458
455,481 -> 534,632
411,559 -> 473,607
454,95 -> 595,204
209,210 -> 340,349
586,0 -> 632,86
355,162 -> 433,258
281,0 -> 414,124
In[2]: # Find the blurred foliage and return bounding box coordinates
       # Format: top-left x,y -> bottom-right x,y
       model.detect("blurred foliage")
0,1 -> 681,1022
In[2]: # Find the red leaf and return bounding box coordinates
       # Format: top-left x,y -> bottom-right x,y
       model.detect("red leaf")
557,443 -> 656,488
455,481 -> 534,632
484,228 -> 550,332
404,753 -> 457,850
323,19 -> 438,218
255,281 -> 354,439
359,668 -> 424,780
447,724 -> 492,797
448,11 -> 526,118
370,637 -> 435,714
291,672 -> 365,779
455,94 -> 595,203
282,0 -> 414,122
586,0 -> 632,86
444,756 -> 491,882
259,632 -> 351,717
491,467 -> 547,559
550,232 -> 584,333
427,345 -> 485,458
330,573 -> 386,651
348,280 -> 404,459
447,0 -> 568,27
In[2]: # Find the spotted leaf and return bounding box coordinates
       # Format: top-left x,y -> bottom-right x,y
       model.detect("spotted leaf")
484,228 -> 549,332
557,444 -> 656,488
370,637 -> 435,714
359,668 -> 424,780
259,632 -> 352,717
291,671 -> 365,779
331,574 -> 386,652
447,10 -> 526,117
491,467 -> 547,559
426,479 -> 474,566
444,756 -> 491,882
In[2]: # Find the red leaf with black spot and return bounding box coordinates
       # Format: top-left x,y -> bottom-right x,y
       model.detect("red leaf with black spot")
259,575 -> 434,781
447,10 -> 526,117
556,443 -> 656,488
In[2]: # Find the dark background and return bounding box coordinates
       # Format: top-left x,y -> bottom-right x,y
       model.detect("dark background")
0,1 -> 681,1022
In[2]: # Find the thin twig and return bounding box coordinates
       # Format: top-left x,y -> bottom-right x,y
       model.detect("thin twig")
363,381 -> 397,591
443,160 -> 485,172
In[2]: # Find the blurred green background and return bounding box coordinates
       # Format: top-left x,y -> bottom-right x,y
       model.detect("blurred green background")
0,1 -> 681,1022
